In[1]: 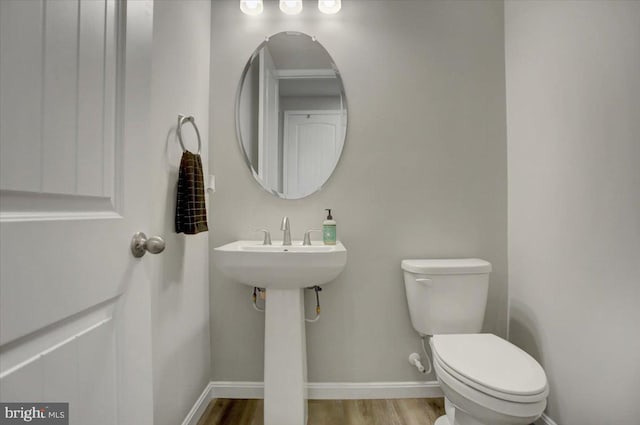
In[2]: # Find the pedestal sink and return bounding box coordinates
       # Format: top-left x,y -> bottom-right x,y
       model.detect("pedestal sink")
214,240 -> 347,425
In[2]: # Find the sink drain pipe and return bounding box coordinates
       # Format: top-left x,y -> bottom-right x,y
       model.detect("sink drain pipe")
252,287 -> 265,312
251,286 -> 323,322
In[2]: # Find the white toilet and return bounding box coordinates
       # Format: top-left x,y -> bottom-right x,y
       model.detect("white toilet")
402,259 -> 548,425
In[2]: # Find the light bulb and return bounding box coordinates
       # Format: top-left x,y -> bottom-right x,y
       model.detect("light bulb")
240,0 -> 263,16
280,0 -> 303,15
318,0 -> 341,14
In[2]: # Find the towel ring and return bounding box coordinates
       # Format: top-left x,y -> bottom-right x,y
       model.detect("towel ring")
177,114 -> 202,155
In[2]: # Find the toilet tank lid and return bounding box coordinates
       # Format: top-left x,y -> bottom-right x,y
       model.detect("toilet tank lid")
401,259 -> 491,274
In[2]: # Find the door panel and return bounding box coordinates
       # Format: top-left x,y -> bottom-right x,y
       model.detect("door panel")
0,0 -> 44,192
0,0 -> 117,201
0,1 -> 154,424
283,111 -> 344,198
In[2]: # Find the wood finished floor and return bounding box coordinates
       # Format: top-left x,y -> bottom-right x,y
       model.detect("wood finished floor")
197,398 -> 446,425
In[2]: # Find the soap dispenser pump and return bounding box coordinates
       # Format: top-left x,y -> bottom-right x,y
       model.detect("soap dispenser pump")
323,209 -> 336,245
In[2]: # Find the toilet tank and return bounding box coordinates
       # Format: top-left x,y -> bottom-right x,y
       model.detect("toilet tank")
402,259 -> 491,336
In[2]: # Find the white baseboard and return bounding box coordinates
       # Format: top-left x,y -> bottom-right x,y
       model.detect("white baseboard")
181,382 -> 214,425
535,413 -> 558,425
182,380 -> 443,424
210,381 -> 263,399
183,381 -> 555,425
182,381 -> 442,425
307,381 -> 443,399
209,380 -> 443,400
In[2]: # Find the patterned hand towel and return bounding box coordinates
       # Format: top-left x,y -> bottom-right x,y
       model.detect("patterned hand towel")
175,151 -> 208,234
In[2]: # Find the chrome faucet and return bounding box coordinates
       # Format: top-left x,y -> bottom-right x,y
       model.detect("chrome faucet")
303,229 -> 322,246
281,216 -> 291,246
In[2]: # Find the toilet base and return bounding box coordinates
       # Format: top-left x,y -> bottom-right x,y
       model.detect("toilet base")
435,417 -> 451,425
434,414 -> 486,425
435,399 -> 489,425
435,408 -> 518,425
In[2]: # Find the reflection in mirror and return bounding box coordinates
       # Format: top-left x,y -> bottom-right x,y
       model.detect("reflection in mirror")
236,31 -> 347,199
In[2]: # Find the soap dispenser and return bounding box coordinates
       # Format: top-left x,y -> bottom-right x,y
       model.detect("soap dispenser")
323,209 -> 336,245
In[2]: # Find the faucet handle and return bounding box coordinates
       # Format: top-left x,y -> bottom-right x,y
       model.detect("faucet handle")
256,229 -> 272,245
303,229 -> 322,246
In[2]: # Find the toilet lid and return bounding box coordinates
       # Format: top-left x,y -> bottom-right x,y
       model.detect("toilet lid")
432,334 -> 547,397
401,259 -> 491,275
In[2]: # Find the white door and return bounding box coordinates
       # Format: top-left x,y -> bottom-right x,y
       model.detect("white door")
0,1 -> 155,424
283,111 -> 344,198
258,47 -> 279,190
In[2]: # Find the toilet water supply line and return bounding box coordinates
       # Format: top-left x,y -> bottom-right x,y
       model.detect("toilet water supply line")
408,335 -> 433,375
251,286 -> 322,322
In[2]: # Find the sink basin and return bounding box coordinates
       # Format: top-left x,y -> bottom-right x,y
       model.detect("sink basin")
214,240 -> 347,289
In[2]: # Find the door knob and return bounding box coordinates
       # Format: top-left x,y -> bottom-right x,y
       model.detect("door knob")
131,232 -> 166,258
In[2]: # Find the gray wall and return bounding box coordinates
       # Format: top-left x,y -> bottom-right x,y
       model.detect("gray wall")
149,2 -> 211,424
210,0 -> 507,382
280,96 -> 341,112
505,1 -> 640,423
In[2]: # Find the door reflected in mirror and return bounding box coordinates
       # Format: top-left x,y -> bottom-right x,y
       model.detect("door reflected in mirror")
235,31 -> 347,199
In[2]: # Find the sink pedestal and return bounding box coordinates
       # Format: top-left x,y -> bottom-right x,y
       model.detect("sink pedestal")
264,288 -> 308,425
214,240 -> 347,425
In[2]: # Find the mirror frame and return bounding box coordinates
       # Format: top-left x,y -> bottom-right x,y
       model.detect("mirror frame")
234,31 -> 348,199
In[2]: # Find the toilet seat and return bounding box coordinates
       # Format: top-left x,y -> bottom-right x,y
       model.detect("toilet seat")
433,357 -> 547,423
431,334 -> 548,403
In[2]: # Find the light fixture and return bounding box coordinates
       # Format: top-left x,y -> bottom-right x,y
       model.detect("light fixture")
240,0 -> 263,16
318,0 -> 341,14
280,0 -> 303,15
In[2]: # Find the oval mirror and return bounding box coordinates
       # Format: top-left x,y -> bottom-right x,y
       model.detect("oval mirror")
235,31 -> 347,199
